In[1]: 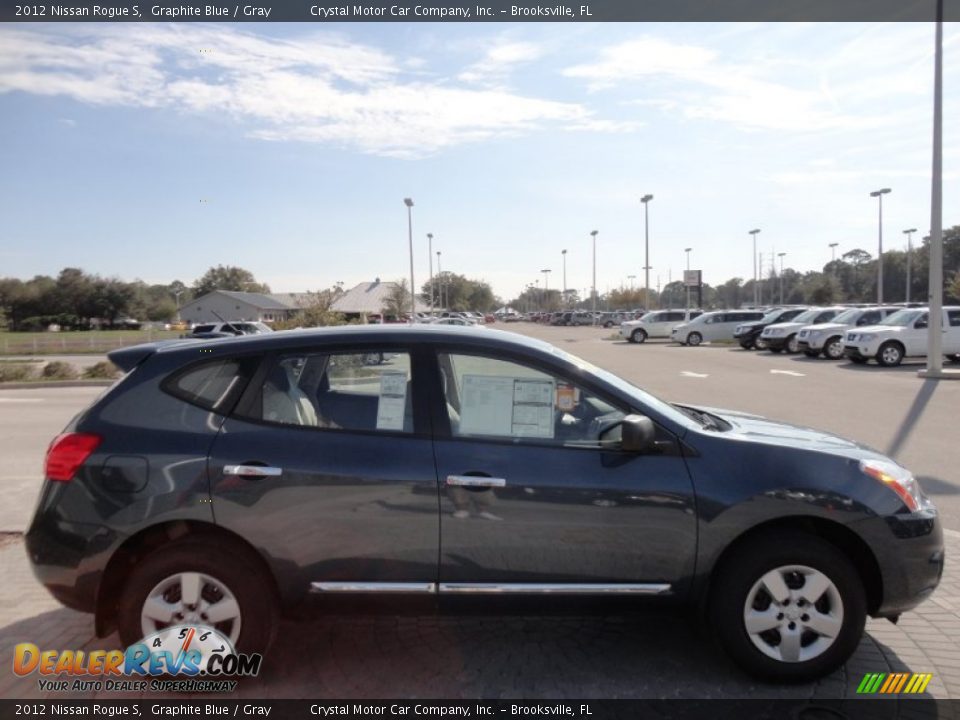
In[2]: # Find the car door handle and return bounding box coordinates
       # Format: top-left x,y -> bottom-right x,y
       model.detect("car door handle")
447,475 -> 506,488
223,465 -> 283,478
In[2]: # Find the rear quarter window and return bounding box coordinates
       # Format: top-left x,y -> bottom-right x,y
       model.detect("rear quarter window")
163,357 -> 260,413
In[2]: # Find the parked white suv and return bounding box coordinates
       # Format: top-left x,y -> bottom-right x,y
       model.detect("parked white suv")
843,306 -> 960,366
620,309 -> 702,343
671,310 -> 766,346
796,306 -> 900,359
760,307 -> 847,354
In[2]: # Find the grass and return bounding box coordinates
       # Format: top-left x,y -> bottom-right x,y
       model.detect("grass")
0,329 -> 181,355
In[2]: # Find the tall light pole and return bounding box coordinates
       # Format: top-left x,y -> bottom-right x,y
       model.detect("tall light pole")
403,198 -> 416,320
869,188 -> 891,304
627,274 -> 636,290
561,249 -> 568,307
829,242 -> 839,263
541,269 -> 551,309
684,247 -> 692,311
777,252 -> 787,305
436,250 -> 443,310
641,194 -> 653,311
749,229 -> 761,306
923,0 -> 945,378
427,233 -> 434,314
903,228 -> 917,304
590,230 -> 598,324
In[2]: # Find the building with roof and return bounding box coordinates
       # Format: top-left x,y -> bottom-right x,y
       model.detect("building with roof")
330,279 -> 428,317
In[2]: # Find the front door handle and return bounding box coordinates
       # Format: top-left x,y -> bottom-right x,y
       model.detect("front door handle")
447,475 -> 506,488
224,465 -> 283,478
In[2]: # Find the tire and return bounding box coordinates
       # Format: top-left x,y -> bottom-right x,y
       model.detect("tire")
823,337 -> 844,360
877,341 -> 904,367
631,329 -> 648,344
117,539 -> 278,656
739,339 -> 755,350
687,332 -> 703,347
709,531 -> 866,682
786,335 -> 800,354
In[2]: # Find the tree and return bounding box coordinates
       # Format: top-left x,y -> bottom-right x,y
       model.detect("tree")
382,279 -> 411,319
421,273 -> 496,312
947,270 -> 960,304
275,289 -> 345,328
193,266 -> 269,296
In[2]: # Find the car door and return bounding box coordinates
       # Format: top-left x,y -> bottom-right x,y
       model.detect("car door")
905,313 -> 930,355
207,344 -> 439,598
429,349 -> 696,593
945,310 -> 960,353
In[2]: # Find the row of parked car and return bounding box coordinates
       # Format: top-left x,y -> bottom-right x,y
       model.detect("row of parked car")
618,305 -> 960,367
525,310 -> 643,327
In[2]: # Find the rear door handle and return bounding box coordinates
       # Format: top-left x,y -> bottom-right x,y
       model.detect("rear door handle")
447,475 -> 506,488
224,465 -> 283,478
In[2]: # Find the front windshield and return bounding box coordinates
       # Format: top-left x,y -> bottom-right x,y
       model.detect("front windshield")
830,309 -> 861,324
791,309 -> 820,323
762,309 -> 786,323
881,310 -> 924,327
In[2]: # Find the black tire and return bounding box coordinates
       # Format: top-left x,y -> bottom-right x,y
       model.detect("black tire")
786,334 -> 800,354
803,350 -> 819,358
687,332 -> 703,347
631,329 -> 647,344
739,339 -> 755,350
822,337 -> 844,360
709,531 -> 866,683
117,539 -> 278,656
877,341 -> 904,367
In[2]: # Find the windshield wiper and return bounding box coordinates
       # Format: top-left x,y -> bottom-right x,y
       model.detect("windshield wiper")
673,404 -> 721,430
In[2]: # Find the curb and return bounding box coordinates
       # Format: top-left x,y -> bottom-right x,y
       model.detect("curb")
0,380 -> 114,390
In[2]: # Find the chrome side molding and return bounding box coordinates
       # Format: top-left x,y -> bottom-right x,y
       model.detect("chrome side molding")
447,475 -> 507,488
310,582 -> 436,594
309,581 -> 671,595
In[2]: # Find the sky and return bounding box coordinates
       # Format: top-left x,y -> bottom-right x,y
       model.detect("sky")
0,21 -> 958,301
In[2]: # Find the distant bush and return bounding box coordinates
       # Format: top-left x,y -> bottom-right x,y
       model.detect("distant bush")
0,363 -> 38,382
42,361 -> 80,380
83,361 -> 121,380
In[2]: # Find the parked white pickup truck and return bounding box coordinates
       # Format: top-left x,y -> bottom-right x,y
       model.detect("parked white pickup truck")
843,306 -> 960,366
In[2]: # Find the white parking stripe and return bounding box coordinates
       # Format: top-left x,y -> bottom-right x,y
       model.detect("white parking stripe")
681,371 -> 709,378
0,398 -> 44,403
770,370 -> 805,377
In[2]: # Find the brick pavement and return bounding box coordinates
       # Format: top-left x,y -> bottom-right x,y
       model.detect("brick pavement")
1,532 -> 957,701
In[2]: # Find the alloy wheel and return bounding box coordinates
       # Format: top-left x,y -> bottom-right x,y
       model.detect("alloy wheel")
141,571 -> 242,643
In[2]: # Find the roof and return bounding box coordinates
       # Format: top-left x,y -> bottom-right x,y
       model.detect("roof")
216,291 -> 295,310
331,281 -> 428,314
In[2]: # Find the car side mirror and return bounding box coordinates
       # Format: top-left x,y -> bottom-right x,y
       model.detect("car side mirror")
600,414 -> 656,453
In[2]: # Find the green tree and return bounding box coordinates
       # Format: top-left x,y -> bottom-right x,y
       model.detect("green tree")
382,279 -> 411,319
275,289 -> 345,328
193,266 -> 269,296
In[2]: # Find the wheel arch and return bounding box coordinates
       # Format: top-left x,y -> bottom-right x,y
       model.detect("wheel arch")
95,520 -> 281,638
704,516 -> 883,616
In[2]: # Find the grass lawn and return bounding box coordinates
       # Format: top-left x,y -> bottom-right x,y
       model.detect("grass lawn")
0,329 -> 182,355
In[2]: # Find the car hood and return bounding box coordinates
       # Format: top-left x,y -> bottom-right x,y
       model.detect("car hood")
848,324 -> 903,335
800,322 -> 847,334
763,321 -> 805,333
689,404 -> 878,456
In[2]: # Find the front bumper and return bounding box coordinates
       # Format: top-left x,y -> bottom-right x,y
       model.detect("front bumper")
763,336 -> 788,350
844,345 -> 876,360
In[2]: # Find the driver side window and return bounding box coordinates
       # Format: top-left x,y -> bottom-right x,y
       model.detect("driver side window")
438,353 -> 626,448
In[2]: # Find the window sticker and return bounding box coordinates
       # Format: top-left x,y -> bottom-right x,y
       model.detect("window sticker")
459,374 -> 555,439
375,370 -> 407,430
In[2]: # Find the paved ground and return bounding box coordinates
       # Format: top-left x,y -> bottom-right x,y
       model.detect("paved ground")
1,327 -> 958,701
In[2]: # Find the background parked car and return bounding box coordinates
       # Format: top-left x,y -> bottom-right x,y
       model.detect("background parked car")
621,309 -> 703,343
183,321 -> 273,339
843,306 -> 960,366
760,307 -> 848,354
671,310 -> 766,346
734,307 -> 808,350
797,307 -> 901,359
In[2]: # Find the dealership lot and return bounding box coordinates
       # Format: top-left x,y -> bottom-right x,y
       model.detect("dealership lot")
1,325 -> 958,700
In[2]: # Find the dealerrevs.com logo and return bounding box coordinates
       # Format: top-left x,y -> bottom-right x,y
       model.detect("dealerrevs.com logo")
13,625 -> 262,693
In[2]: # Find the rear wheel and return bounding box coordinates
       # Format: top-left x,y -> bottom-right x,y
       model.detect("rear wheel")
823,337 -> 844,360
877,342 -> 904,367
687,332 -> 703,347
631,329 -> 648,344
709,531 -> 866,682
117,540 -> 278,655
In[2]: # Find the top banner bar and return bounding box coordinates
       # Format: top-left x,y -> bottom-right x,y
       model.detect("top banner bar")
0,0 -> 955,22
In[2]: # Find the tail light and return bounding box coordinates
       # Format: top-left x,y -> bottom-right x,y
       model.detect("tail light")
45,433 -> 102,482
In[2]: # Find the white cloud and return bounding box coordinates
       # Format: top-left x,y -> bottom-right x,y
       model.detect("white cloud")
457,41 -> 543,87
0,27 -> 594,158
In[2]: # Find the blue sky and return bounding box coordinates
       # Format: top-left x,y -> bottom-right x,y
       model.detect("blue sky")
0,22 -> 957,301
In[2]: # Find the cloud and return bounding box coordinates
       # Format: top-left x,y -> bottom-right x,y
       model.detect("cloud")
457,41 -> 543,87
0,26 -> 595,157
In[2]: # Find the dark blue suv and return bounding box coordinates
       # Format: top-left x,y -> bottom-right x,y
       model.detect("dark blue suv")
26,326 -> 943,681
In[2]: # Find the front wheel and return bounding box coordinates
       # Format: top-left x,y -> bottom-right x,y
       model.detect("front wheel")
709,531 -> 866,682
739,339 -> 755,350
823,337 -> 844,360
877,342 -> 904,367
631,329 -> 647,344
687,332 -> 703,347
117,540 -> 278,656
786,335 -> 800,354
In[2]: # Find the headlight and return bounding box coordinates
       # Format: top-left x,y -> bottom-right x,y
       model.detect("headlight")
807,330 -> 823,339
858,333 -> 875,342
765,328 -> 783,337
860,459 -> 922,512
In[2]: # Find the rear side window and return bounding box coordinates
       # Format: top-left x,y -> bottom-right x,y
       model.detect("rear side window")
948,310 -> 960,327
165,357 -> 258,413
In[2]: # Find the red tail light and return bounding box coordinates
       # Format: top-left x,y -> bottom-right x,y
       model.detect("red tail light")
45,433 -> 102,482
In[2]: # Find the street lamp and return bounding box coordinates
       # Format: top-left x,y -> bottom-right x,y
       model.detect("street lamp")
869,188 -> 891,304
427,233 -> 434,314
684,247 -> 692,311
541,269 -> 551,309
403,198 -> 416,320
627,274 -> 636,290
777,252 -> 787,304
561,249 -> 568,306
903,228 -> 917,304
590,230 -> 598,324
829,242 -> 839,263
641,194 -> 653,311
436,250 -> 443,310
749,229 -> 761,306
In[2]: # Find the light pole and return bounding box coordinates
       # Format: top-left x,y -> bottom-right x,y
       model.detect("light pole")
403,198 -> 416,320
627,274 -> 636,290
436,251 -> 443,310
641,194 -> 653,311
427,233 -> 434,314
829,242 -> 839,263
903,228 -> 917,304
869,188 -> 891,304
561,249 -> 568,306
777,252 -> 786,304
541,269 -> 551,310
684,247 -> 692,311
590,230 -> 598,324
749,229 -> 761,306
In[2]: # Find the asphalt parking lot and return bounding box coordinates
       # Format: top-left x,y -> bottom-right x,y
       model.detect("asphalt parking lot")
1,325 -> 958,701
